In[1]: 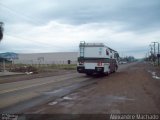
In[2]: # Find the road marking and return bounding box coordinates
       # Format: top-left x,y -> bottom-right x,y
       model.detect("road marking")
0,75 -> 86,95
0,80 -> 62,94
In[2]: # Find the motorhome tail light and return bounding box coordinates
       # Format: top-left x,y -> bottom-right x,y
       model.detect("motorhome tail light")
97,61 -> 102,66
79,61 -> 84,65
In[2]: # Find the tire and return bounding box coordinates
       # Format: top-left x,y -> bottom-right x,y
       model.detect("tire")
113,67 -> 116,73
113,66 -> 118,73
103,72 -> 109,76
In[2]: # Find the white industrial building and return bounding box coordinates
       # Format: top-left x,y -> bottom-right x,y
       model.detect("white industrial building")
13,52 -> 78,64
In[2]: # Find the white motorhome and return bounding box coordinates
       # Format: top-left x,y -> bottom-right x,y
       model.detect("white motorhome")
77,42 -> 119,75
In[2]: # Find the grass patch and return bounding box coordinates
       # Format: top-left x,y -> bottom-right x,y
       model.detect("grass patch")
1,63 -> 77,73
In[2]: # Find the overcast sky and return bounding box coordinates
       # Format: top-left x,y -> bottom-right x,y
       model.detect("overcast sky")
0,0 -> 160,58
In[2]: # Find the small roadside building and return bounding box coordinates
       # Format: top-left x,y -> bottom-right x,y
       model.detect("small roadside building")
0,52 -> 18,71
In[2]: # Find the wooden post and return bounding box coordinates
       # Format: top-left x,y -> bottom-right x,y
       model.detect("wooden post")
3,59 -> 5,72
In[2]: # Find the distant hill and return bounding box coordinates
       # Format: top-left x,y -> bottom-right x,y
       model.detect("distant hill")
0,52 -> 18,59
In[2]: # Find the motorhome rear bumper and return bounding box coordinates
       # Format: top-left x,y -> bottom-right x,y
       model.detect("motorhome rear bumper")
77,66 -> 104,73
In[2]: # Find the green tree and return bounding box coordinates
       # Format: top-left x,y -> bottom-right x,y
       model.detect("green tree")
0,22 -> 4,41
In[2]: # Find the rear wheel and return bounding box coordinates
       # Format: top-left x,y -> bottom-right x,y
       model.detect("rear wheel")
103,71 -> 109,76
113,67 -> 116,73
113,65 -> 118,73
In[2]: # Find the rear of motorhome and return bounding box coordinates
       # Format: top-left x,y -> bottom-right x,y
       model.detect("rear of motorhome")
77,42 -> 119,75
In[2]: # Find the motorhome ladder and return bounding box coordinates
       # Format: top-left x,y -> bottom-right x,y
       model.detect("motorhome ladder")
80,41 -> 85,57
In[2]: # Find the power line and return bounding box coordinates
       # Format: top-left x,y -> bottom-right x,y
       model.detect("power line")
0,3 -> 77,52
0,3 -> 65,47
0,2 -> 44,25
5,33 -> 64,49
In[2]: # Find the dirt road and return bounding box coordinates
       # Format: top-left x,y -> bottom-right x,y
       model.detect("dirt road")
26,62 -> 160,114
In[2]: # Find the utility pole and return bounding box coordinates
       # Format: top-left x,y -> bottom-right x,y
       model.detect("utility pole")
149,44 -> 153,54
149,44 -> 153,62
152,42 -> 156,55
152,42 -> 157,65
151,42 -> 160,66
3,59 -> 6,72
157,42 -> 159,66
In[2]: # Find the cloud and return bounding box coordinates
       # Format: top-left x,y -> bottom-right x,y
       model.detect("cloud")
1,0 -> 160,31
36,0 -> 160,32
0,0 -> 160,58
1,20 -> 160,58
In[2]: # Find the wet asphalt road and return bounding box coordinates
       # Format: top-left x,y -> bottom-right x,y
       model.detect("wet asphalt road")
0,62 -> 137,113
